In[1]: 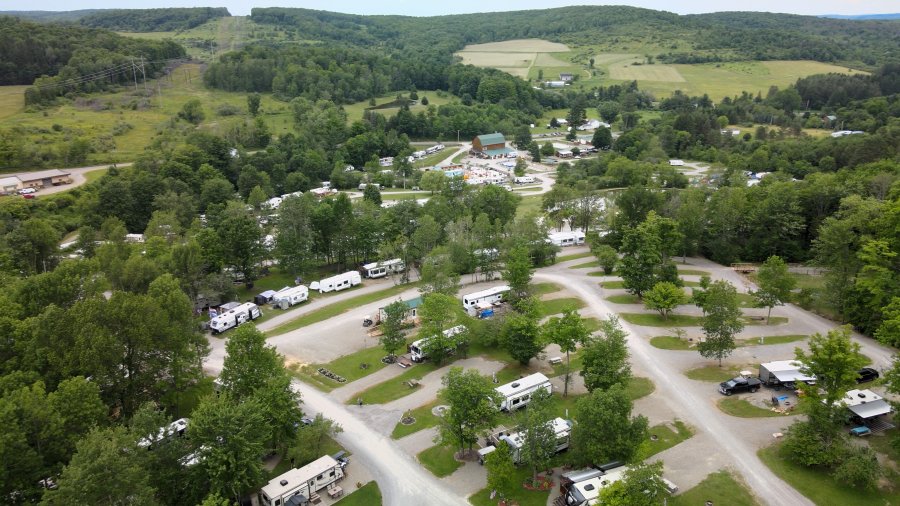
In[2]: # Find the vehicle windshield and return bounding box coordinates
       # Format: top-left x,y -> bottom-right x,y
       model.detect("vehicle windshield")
724,379 -> 740,387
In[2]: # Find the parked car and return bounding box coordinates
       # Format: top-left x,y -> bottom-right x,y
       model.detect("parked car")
856,367 -> 879,384
18,188 -> 36,195
22,193 -> 35,199
718,376 -> 762,396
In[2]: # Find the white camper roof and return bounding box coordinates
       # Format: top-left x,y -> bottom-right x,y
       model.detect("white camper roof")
761,360 -> 816,383
571,467 -> 627,502
501,417 -> 571,450
463,285 -> 511,301
837,389 -> 893,419
261,456 -> 339,498
495,372 -> 550,397
138,418 -> 188,447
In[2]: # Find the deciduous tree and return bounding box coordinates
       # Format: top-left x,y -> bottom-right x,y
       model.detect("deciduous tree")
581,316 -> 632,392
753,255 -> 796,324
643,281 -> 686,321
570,384 -> 648,466
484,440 -> 516,499
379,299 -> 409,361
500,296 -> 542,366
438,367 -> 501,452
697,280 -> 744,366
516,389 -> 556,484
543,309 -> 589,397
417,293 -> 465,365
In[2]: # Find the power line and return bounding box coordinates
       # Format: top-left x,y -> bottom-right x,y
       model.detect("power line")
0,57 -> 191,95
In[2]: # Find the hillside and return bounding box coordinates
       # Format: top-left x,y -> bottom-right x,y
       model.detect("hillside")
79,7 -> 231,32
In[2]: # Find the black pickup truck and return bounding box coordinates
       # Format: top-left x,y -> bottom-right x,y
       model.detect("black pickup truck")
719,376 -> 762,396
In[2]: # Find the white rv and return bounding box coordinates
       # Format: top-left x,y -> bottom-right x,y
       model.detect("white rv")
272,285 -> 309,309
209,302 -> 262,334
461,285 -> 510,314
138,418 -> 189,449
409,325 -> 467,362
362,258 -> 405,279
311,271 -> 362,293
565,467 -> 628,506
548,231 -> 586,247
514,176 -> 535,184
495,372 -> 552,411
478,417 -> 572,464
259,455 -> 345,506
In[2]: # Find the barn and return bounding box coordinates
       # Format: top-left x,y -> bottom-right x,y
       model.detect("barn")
472,133 -> 513,159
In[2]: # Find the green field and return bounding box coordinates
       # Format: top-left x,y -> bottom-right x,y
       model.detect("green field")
0,63 -> 294,169
335,481 -> 382,505
637,420 -> 694,459
417,444 -> 462,477
342,92 -> 455,126
718,398 -> 784,418
457,38 -> 868,101
391,400 -> 442,439
670,471 -> 759,506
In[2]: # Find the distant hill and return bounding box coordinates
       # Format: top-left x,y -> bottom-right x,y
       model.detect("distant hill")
821,14 -> 900,20
247,7 -> 900,68
0,7 -> 230,31
0,9 -> 101,22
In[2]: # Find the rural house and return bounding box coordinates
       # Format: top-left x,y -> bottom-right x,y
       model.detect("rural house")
17,169 -> 72,189
559,72 -> 574,81
472,133 -> 514,158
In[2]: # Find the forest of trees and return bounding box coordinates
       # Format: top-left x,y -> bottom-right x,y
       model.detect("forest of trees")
0,16 -> 184,87
78,7 -> 231,32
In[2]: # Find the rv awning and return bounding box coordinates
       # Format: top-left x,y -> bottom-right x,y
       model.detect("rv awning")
849,400 -> 892,419
771,370 -> 815,383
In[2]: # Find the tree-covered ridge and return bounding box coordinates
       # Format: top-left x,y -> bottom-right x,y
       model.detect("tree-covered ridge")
0,16 -> 186,87
249,6 -> 900,68
79,7 -> 231,32
0,10 -> 102,22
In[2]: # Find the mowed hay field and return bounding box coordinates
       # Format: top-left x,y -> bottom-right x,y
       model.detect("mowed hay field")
455,39 -> 572,81
609,62 -> 686,82
459,39 -> 570,52
0,86 -> 27,120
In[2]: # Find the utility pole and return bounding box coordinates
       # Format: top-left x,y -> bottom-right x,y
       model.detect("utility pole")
140,56 -> 148,94
131,58 -> 138,91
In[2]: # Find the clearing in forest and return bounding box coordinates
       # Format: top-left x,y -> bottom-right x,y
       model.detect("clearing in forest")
460,39 -> 570,52
609,62 -> 686,82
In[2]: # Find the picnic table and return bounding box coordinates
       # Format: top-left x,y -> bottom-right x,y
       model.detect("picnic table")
327,486 -> 344,499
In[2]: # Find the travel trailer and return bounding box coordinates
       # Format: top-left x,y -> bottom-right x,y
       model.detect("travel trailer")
495,372 -> 552,411
259,455 -> 345,506
311,271 -> 362,293
138,418 -> 189,449
565,466 -> 629,505
209,302 -> 262,334
272,285 -> 309,309
478,417 -> 572,464
547,231 -> 586,247
409,325 -> 467,362
461,285 -> 510,314
362,258 -> 405,278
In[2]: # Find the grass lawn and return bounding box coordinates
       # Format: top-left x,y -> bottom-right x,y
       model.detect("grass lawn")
350,363 -> 439,405
391,400 -> 442,439
335,481 -> 382,505
677,269 -> 710,276
516,194 -> 543,218
637,420 -> 694,459
587,270 -> 607,277
293,341 -> 414,392
418,444 -> 462,478
685,364 -> 745,382
606,293 -> 641,304
83,167 -> 110,185
620,313 -> 788,327
718,398 -> 783,418
669,470 -> 760,506
531,282 -> 563,296
555,251 -> 594,263
538,297 -> 585,317
624,376 -> 656,400
650,335 -> 694,350
759,442 -> 900,506
568,260 -> 601,269
600,280 -> 625,289
235,267 -> 297,301
266,282 -> 417,336
469,464 -> 554,506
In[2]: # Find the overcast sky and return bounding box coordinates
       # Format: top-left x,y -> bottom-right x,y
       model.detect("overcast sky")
5,0 -> 897,17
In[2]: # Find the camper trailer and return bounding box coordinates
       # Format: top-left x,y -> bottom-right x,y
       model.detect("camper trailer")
758,360 -> 816,389
259,455 -> 345,506
312,271 -> 362,293
461,285 -> 510,314
547,231 -> 586,247
209,302 -> 262,334
478,417 -> 572,464
565,466 -> 628,506
495,372 -> 552,411
138,418 -> 189,449
362,258 -> 405,279
272,286 -> 309,309
254,290 -> 278,306
409,325 -> 467,362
